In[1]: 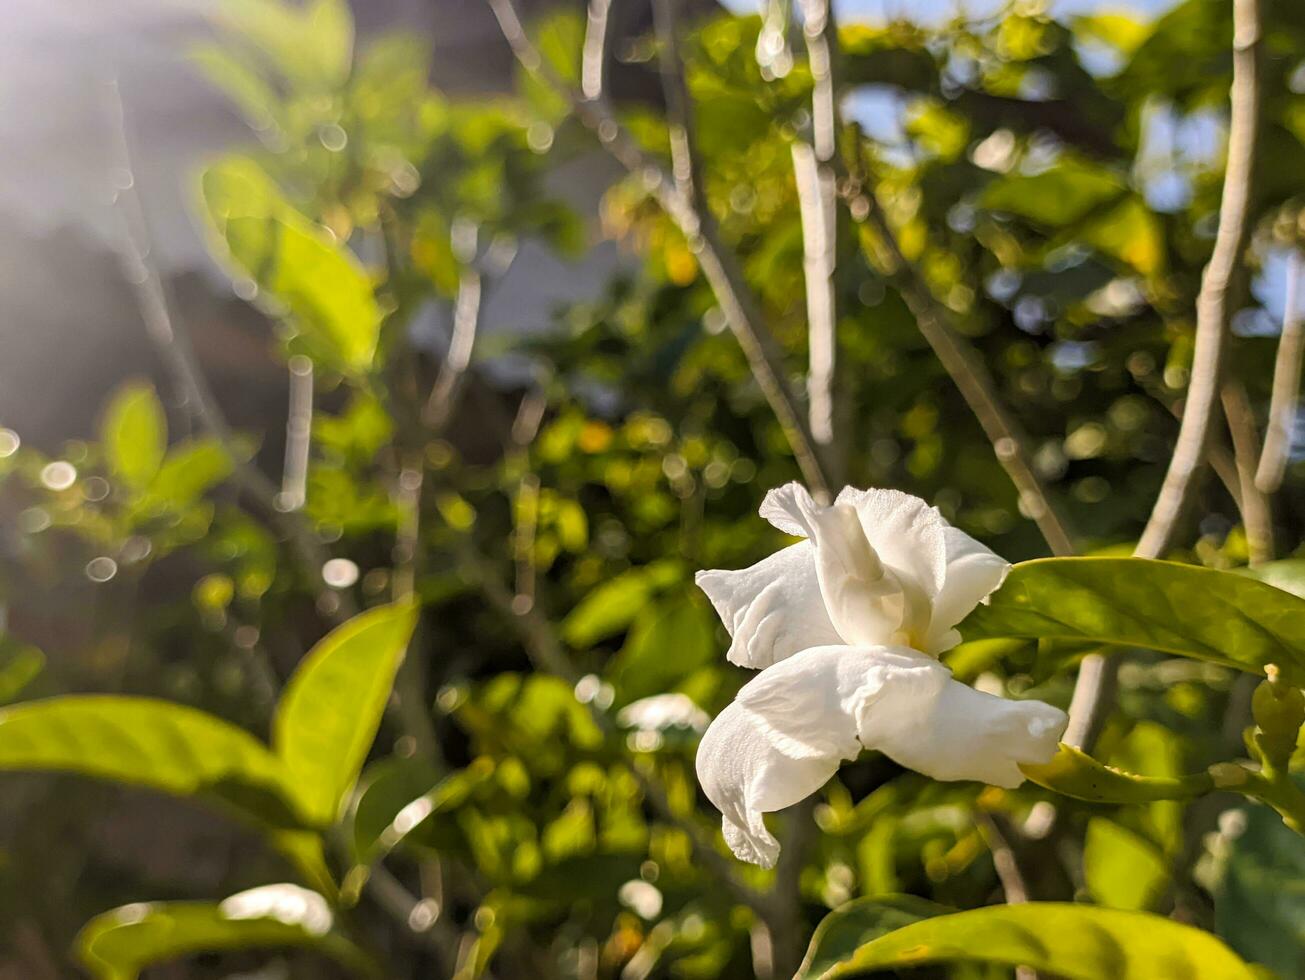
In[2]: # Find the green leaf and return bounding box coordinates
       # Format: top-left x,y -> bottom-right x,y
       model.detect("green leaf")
348,757 -> 445,864
607,594 -> 715,704
796,895 -> 952,980
102,382 -> 166,490
799,903 -> 1255,979
981,158 -> 1124,226
1238,558 -> 1305,599
77,885 -> 376,980
200,158 -> 381,374
273,602 -> 419,825
149,438 -> 234,507
216,0 -> 353,89
0,696 -> 305,827
1211,800 -> 1305,977
960,557 -> 1305,675
561,560 -> 683,647
1021,742 -> 1214,803
0,638 -> 44,703
1084,818 -> 1169,910
1078,195 -> 1165,276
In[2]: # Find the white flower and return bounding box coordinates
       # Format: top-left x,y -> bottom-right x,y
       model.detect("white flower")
618,693 -> 710,733
694,484 -> 1067,867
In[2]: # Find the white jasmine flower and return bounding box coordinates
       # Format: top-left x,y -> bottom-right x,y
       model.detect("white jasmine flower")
694,484 -> 1067,867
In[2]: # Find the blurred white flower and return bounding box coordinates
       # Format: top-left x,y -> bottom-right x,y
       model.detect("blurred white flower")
617,693 -> 710,733
694,484 -> 1067,867
219,883 -> 332,937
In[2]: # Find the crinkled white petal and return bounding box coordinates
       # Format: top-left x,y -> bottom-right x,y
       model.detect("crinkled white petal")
759,484 -> 1010,655
759,484 -> 937,648
695,645 -> 883,867
834,485 -> 949,601
924,525 -> 1011,654
697,644 -> 1068,866
696,542 -> 842,668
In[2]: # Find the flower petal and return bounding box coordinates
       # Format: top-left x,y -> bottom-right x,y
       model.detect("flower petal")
853,648 -> 1067,789
695,645 -> 880,866
696,542 -> 842,669
757,484 -> 912,647
924,526 -> 1011,654
758,482 -> 814,537
835,486 -> 949,601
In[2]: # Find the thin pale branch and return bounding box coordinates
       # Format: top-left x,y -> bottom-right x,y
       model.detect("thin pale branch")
279,355 -> 313,511
581,0 -> 617,101
1256,248 -> 1303,493
793,142 -> 839,458
1068,0 -> 1262,750
843,154 -> 1078,558
1222,382 -> 1275,564
423,223 -> 489,431
486,0 -> 830,499
1135,0 -> 1260,558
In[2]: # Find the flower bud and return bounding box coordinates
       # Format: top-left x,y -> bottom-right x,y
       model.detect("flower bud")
1251,664 -> 1305,767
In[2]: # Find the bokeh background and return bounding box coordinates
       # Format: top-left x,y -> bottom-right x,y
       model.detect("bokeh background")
2,0 -> 1304,976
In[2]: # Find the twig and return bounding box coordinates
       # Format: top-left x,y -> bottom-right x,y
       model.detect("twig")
1256,248 -> 1303,493
794,0 -> 847,505
1222,382 -> 1275,564
1067,0 -> 1262,750
581,0 -> 617,101
486,0 -> 830,499
1134,0 -> 1260,558
793,142 -> 839,462
843,151 -> 1078,558
103,76 -> 353,619
423,222 -> 487,431
279,355 -> 313,511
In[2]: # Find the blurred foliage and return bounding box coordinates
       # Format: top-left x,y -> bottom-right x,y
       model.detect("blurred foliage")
1,0 -> 1305,976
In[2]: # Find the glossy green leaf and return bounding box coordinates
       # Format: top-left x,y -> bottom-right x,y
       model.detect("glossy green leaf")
274,602 -> 419,825
102,382 -> 166,490
0,696 -> 305,826
800,903 -> 1255,979
1021,742 -> 1214,803
796,895 -> 952,980
1239,558 -> 1305,599
77,885 -> 376,980
960,557 -> 1305,674
200,157 -> 381,374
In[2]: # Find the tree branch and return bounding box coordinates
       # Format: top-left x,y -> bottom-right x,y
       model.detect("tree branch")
1134,0 -> 1260,558
842,151 -> 1078,558
1067,0 -> 1262,751
1256,247 -> 1303,494
581,0 -> 617,101
486,0 -> 830,499
1222,382 -> 1275,565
